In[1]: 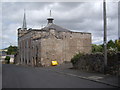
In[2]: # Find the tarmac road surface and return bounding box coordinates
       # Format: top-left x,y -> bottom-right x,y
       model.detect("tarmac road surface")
2,64 -> 115,88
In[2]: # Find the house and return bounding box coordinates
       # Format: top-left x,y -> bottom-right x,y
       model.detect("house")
15,11 -> 92,67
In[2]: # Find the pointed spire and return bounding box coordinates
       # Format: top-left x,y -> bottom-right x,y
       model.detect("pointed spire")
47,10 -> 54,24
22,9 -> 27,30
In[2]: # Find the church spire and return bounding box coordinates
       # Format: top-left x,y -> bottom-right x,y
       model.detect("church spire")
22,9 -> 27,30
47,10 -> 54,24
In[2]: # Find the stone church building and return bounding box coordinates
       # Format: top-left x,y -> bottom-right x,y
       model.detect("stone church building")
16,11 -> 92,67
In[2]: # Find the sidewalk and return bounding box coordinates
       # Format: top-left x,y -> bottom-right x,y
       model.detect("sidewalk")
44,63 -> 119,88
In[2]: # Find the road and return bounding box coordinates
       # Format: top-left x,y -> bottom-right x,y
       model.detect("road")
2,64 -> 115,88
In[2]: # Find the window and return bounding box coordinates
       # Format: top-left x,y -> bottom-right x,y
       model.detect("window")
25,59 -> 27,64
23,58 -> 24,62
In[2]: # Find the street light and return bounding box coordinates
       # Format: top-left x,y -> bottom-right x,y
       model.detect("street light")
103,0 -> 107,74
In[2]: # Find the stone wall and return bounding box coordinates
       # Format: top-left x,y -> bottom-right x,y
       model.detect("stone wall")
72,52 -> 120,75
40,37 -> 64,66
17,28 -> 92,67
40,30 -> 91,67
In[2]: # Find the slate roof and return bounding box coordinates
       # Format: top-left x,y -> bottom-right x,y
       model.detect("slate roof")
42,23 -> 70,32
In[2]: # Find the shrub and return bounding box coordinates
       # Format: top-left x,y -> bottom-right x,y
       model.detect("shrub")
71,52 -> 120,75
5,56 -> 10,64
71,53 -> 84,65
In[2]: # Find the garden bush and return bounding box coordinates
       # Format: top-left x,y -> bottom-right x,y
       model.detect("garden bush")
71,53 -> 84,65
5,56 -> 10,64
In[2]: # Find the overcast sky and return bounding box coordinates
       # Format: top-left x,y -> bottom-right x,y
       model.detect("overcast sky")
1,1 -> 118,49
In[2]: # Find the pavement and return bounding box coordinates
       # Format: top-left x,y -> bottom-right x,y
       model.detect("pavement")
42,63 -> 119,88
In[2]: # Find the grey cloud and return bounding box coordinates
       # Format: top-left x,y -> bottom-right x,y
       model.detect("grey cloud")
1,2 -> 118,49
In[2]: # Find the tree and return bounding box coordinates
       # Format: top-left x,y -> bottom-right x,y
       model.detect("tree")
115,39 -> 120,51
92,44 -> 103,53
107,40 -> 116,49
92,40 -> 119,53
6,46 -> 18,55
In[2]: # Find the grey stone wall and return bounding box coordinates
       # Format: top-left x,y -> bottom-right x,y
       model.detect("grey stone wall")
40,29 -> 91,66
17,28 -> 91,67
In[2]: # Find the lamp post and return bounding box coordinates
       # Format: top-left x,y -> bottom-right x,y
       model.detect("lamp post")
103,0 -> 107,74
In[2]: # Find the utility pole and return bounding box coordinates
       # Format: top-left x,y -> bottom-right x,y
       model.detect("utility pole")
103,0 -> 107,74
